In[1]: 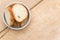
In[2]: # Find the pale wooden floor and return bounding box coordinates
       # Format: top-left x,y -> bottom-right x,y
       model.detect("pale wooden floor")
0,0 -> 60,40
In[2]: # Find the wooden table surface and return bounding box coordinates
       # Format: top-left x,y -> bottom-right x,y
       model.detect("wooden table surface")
0,0 -> 60,40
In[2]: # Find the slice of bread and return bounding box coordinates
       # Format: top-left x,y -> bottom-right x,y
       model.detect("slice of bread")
5,7 -> 15,26
5,4 -> 28,26
12,4 -> 28,22
5,8 -> 11,25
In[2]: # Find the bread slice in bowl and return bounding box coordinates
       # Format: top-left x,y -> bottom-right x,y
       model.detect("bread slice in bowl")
5,7 -> 15,26
12,4 -> 28,22
5,4 -> 28,27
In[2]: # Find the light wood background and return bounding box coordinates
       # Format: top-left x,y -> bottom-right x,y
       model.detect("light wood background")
0,0 -> 60,40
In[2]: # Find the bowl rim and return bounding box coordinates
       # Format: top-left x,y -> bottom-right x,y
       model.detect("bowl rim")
2,2 -> 31,30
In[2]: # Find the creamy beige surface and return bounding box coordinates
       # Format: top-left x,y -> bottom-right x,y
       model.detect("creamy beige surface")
0,0 -> 60,40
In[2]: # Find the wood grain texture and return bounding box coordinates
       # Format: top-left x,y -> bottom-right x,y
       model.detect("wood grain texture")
1,0 -> 60,40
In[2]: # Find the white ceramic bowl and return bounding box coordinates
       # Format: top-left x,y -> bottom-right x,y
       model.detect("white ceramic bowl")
2,2 -> 31,30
